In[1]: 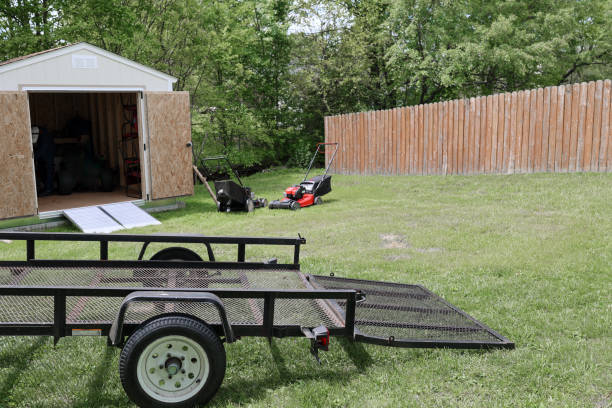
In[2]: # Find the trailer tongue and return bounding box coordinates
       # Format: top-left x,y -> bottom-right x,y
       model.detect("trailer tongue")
0,232 -> 513,408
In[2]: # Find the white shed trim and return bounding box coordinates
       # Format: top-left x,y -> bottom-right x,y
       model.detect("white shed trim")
0,42 -> 177,86
22,86 -> 146,92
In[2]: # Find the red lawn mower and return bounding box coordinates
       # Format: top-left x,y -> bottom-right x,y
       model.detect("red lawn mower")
269,142 -> 339,210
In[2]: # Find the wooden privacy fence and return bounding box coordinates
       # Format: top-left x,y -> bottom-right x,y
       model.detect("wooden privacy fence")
324,80 -> 611,175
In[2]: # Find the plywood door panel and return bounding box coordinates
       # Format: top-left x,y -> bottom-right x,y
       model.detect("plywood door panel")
145,91 -> 194,200
0,92 -> 37,219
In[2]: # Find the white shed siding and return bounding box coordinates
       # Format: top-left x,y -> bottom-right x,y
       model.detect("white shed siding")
0,44 -> 174,92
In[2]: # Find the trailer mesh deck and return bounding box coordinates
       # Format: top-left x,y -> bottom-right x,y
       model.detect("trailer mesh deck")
0,266 -> 512,348
0,266 -> 342,328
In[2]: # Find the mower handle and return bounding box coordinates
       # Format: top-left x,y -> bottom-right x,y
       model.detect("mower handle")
199,155 -> 244,187
302,142 -> 339,183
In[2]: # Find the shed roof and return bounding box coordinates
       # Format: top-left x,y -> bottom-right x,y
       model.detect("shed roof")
0,42 -> 176,83
0,44 -> 73,67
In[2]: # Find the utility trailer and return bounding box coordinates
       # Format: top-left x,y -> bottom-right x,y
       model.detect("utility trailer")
0,232 -> 513,407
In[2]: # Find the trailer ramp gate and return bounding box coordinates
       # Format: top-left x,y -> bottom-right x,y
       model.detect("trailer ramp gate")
310,275 -> 513,349
0,265 -> 512,349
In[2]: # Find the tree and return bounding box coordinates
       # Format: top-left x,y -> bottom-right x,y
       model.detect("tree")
0,0 -> 61,60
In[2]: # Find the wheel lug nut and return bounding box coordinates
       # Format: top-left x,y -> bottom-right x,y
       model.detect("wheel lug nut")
181,356 -> 185,361
181,369 -> 185,374
159,365 -> 163,369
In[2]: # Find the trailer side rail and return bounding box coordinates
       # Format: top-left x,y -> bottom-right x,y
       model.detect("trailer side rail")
0,231 -> 305,264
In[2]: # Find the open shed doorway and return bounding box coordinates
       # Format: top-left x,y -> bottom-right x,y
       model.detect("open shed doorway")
28,92 -> 144,213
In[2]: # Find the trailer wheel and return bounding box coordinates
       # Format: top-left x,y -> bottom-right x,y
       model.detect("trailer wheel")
119,316 -> 226,408
150,247 -> 203,262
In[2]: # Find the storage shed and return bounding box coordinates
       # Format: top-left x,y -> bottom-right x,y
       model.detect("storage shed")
0,42 -> 194,221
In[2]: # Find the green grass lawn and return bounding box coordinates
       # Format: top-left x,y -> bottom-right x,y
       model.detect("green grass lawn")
0,170 -> 611,407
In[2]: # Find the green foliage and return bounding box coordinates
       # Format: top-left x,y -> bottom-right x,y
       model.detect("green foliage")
286,138 -> 314,168
1,0 -> 610,168
191,106 -> 272,168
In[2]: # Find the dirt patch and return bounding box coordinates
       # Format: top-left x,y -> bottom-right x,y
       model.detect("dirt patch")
385,254 -> 412,261
595,391 -> 612,408
380,234 -> 444,253
380,234 -> 411,249
414,247 -> 444,253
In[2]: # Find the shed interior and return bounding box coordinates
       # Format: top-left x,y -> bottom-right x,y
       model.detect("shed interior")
28,92 -> 142,212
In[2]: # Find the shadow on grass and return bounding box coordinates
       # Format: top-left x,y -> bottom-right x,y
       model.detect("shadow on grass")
268,337 -> 291,379
338,338 -> 373,371
73,346 -> 122,408
210,338 -> 370,406
0,337 -> 46,405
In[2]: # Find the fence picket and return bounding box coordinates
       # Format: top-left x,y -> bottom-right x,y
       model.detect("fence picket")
602,80 -> 611,171
534,88 -> 543,172
324,81 -> 610,175
490,95 -> 498,172
583,82 -> 596,171
547,87 -> 557,172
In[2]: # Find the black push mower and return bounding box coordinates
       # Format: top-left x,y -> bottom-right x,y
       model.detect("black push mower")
200,156 -> 267,212
269,142 -> 339,210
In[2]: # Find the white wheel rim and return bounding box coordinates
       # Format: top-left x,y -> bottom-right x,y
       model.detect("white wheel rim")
136,335 -> 210,403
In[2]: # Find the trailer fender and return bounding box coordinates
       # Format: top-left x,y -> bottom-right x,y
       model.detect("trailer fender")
109,291 -> 234,347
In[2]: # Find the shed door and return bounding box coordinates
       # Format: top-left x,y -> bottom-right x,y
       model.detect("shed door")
145,91 -> 194,199
0,92 -> 37,219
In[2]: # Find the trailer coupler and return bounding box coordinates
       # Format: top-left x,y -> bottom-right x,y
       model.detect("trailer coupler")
302,325 -> 330,364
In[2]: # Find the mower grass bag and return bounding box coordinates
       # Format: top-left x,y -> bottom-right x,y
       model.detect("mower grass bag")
201,155 -> 268,213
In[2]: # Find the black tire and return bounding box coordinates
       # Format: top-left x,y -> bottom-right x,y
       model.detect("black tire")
119,315 -> 226,408
150,247 -> 203,262
290,201 -> 301,211
314,196 -> 323,205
